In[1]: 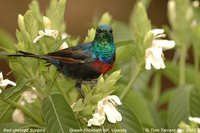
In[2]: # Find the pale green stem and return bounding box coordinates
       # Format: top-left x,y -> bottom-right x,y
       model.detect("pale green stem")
120,65 -> 141,100
193,47 -> 199,86
1,98 -> 45,126
179,46 -> 187,86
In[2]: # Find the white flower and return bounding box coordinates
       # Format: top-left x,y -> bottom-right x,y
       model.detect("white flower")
145,29 -> 175,70
189,116 -> 200,125
12,109 -> 25,124
192,0 -> 200,8
0,72 -> 16,88
87,95 -> 122,126
60,33 -> 69,50
33,29 -> 58,43
12,90 -> 38,123
20,91 -> 38,104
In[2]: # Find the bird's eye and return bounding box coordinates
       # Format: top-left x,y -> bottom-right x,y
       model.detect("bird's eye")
109,30 -> 113,33
97,29 -> 102,33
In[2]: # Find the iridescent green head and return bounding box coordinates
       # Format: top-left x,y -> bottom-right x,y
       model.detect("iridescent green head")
92,25 -> 115,64
93,25 -> 114,45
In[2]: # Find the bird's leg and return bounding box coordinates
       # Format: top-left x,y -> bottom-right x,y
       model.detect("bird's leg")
83,79 -> 98,88
90,79 -> 98,88
75,80 -> 85,98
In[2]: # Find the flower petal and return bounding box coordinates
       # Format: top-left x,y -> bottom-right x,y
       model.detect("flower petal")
151,29 -> 164,37
87,112 -> 106,126
107,95 -> 122,105
104,102 -> 122,123
33,34 -> 44,43
62,33 -> 68,39
21,91 -> 38,103
33,29 -> 58,43
44,29 -> 58,39
12,109 -> 25,124
145,47 -> 165,70
189,116 -> 200,124
145,54 -> 152,70
0,79 -> 16,87
0,89 -> 2,94
60,42 -> 68,50
153,40 -> 175,50
0,72 -> 3,81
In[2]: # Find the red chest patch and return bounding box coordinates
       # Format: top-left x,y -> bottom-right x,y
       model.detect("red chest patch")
91,60 -> 113,74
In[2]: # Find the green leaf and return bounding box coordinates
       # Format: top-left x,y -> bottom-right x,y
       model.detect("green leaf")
0,100 -> 15,122
113,21 -> 133,43
162,62 -> 200,87
167,85 -> 192,128
0,29 -> 16,52
72,99 -> 84,112
84,28 -> 96,43
5,77 -> 29,98
159,89 -> 175,106
190,88 -> 200,117
42,94 -> 80,133
118,104 -> 144,133
121,89 -> 154,127
140,0 -> 151,8
130,2 -> 151,39
98,12 -> 112,25
93,70 -> 121,95
24,10 -> 39,40
116,44 -> 136,63
46,0 -> 67,30
29,0 -> 43,22
0,79 -> 26,122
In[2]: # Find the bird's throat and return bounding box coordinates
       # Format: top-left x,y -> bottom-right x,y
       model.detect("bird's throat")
93,40 -> 115,64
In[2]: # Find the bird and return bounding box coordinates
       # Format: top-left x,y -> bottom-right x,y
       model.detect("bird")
8,25 -> 116,97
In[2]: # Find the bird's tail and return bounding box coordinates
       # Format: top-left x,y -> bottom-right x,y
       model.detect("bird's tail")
6,51 -> 50,61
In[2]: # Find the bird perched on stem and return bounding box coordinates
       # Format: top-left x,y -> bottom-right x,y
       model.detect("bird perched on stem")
8,25 -> 116,97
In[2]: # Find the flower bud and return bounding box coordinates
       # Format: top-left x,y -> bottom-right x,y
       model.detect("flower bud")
168,0 -> 176,26
18,14 -> 25,31
43,16 -> 52,29
143,30 -> 154,49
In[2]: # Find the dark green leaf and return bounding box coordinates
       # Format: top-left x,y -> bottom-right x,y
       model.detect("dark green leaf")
118,88 -> 154,127
42,94 -> 80,133
162,62 -> 200,87
190,88 -> 200,117
118,104 -> 144,133
167,85 -> 192,128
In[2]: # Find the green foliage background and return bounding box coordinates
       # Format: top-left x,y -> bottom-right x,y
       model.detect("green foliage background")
0,0 -> 200,133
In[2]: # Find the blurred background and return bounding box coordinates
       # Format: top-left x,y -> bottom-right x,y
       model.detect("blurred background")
0,0 -> 168,79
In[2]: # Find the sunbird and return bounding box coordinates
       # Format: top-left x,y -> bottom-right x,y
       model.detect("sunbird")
9,25 -> 116,96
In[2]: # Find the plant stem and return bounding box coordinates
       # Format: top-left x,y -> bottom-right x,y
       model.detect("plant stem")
2,98 -> 45,126
179,46 -> 187,86
193,47 -> 199,86
120,64 -> 141,100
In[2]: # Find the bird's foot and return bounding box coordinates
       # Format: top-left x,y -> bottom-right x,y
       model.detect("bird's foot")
83,79 -> 98,88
